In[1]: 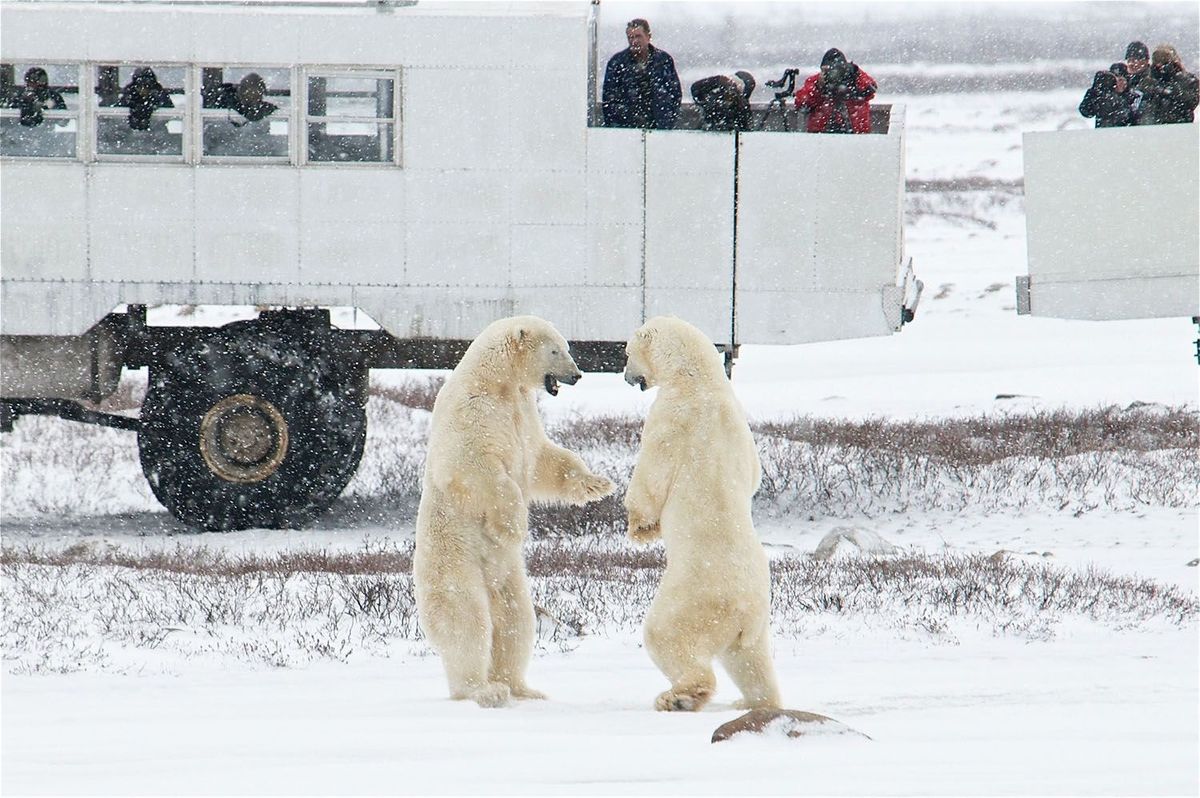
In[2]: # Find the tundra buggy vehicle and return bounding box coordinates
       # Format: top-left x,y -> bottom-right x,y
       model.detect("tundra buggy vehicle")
1,0 -> 920,530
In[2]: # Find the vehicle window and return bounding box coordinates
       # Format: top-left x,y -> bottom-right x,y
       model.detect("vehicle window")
95,64 -> 187,159
306,73 -> 395,163
200,66 -> 290,160
0,63 -> 80,158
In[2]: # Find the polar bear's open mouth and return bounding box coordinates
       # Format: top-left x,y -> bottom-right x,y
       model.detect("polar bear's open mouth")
544,372 -> 580,396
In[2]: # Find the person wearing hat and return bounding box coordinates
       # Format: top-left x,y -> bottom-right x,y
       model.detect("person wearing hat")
793,48 -> 877,134
1124,41 -> 1151,91
690,71 -> 756,131
1135,44 -> 1199,125
10,66 -> 66,128
602,18 -> 681,130
117,66 -> 174,131
1079,69 -> 1134,128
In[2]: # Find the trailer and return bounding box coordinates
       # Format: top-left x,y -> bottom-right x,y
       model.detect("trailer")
1017,123 -> 1199,326
1,0 -> 920,530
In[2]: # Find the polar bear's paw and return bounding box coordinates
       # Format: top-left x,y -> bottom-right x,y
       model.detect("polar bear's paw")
654,687 -> 712,712
469,682 -> 513,709
573,473 -> 616,504
509,683 -> 548,700
733,696 -> 780,711
626,508 -> 661,545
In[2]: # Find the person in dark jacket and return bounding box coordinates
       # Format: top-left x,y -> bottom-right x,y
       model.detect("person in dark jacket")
690,71 -> 756,131
602,18 -> 681,129
1136,44 -> 1199,125
203,73 -> 278,125
1124,41 -> 1151,91
117,67 -> 174,131
793,48 -> 877,134
1079,70 -> 1134,128
10,66 -> 66,127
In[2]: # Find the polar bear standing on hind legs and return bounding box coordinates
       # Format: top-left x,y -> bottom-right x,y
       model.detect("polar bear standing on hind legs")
414,315 -> 615,708
623,316 -> 782,712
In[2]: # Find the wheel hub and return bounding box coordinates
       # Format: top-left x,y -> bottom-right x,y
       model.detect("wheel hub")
199,394 -> 288,483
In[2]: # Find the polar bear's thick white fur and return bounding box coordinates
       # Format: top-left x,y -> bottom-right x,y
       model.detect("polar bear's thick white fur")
414,316 -> 615,708
623,316 -> 782,712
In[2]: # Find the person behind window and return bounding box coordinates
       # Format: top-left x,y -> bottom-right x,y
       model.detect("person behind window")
1079,69 -> 1134,128
602,18 -> 681,130
794,48 -> 877,134
204,72 -> 278,125
690,71 -> 756,132
1135,44 -> 1199,125
117,67 -> 174,130
11,67 -> 66,128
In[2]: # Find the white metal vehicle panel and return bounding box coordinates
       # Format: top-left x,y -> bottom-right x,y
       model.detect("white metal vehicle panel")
297,170 -> 406,286
0,162 -> 88,282
644,130 -> 735,344
735,112 -> 906,345
196,167 -> 301,285
89,166 -> 195,284
404,69 -> 513,171
511,226 -> 588,288
1023,123 -> 1199,320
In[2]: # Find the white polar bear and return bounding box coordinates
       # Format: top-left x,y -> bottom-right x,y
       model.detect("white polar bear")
623,316 -> 782,712
414,315 -> 615,708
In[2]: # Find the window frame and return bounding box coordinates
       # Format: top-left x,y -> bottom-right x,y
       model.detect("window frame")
196,63 -> 294,165
0,62 -> 405,169
91,62 -> 191,164
0,62 -> 84,160
300,66 -> 402,167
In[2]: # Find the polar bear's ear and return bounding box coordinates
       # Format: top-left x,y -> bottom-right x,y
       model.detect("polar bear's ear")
512,326 -> 531,351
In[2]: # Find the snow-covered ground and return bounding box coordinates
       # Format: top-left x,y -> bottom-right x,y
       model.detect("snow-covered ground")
3,63 -> 1199,798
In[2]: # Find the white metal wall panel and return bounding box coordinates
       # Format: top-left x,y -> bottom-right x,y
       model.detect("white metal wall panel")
510,226 -> 587,287
192,12 -> 301,65
298,170 -> 406,286
404,169 -> 508,225
583,127 -> 645,334
88,166 -> 195,284
403,69 -> 513,172
735,131 -> 903,344
644,130 -> 735,344
1,4 -> 582,67
511,170 -> 586,226
404,225 -> 509,287
1023,124 -> 1199,320
0,162 -> 88,281
196,167 -> 300,285
510,70 -> 589,173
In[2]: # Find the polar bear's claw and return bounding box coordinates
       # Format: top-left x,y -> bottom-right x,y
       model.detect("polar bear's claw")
628,522 -> 661,545
580,474 -> 616,502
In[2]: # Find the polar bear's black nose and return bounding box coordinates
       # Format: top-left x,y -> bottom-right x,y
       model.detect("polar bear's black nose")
559,371 -> 581,386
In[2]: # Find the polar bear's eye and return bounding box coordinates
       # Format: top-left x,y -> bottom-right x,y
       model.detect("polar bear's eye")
551,348 -> 559,355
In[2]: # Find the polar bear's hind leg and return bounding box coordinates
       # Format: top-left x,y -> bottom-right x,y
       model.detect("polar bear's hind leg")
721,627 -> 782,710
486,564 -> 547,700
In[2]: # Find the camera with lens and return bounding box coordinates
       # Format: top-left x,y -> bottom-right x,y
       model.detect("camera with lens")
823,62 -> 856,97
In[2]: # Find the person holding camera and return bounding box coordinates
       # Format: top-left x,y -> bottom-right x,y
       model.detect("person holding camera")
10,67 -> 67,128
1079,69 -> 1134,128
690,71 -> 756,131
1135,44 -> 1198,125
794,48 -> 877,134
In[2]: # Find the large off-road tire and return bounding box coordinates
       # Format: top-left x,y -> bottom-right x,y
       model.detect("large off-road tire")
138,320 -> 367,531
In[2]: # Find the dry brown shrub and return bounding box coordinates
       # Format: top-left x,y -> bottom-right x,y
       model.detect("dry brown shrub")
369,376 -> 445,412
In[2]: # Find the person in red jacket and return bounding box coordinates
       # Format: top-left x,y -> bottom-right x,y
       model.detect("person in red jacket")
794,48 -> 877,134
